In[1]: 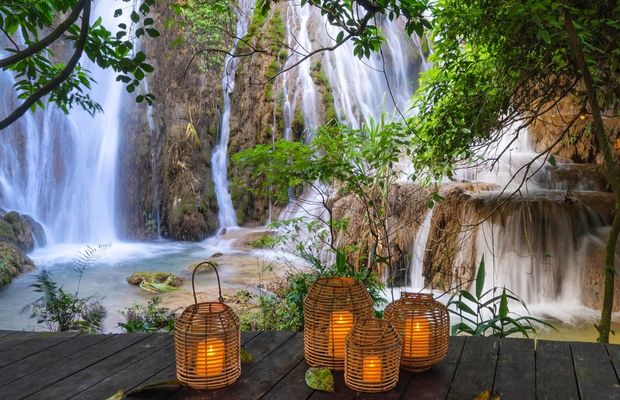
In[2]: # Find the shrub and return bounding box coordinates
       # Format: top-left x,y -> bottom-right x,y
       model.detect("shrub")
118,297 -> 178,333
25,269 -> 105,333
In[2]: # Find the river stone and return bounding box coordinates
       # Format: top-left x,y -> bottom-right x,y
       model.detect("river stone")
22,215 -> 46,247
0,242 -> 35,287
3,211 -> 35,252
127,272 -> 182,287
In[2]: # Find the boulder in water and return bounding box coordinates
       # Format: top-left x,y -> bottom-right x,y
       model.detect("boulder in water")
22,215 -> 46,247
0,242 -> 35,287
2,211 -> 35,252
127,272 -> 182,288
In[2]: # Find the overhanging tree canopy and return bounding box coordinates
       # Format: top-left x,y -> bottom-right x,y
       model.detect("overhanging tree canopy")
409,0 -> 620,342
0,0 -> 159,130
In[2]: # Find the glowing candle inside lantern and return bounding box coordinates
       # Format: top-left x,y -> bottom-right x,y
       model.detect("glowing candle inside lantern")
327,310 -> 353,359
195,338 -> 224,377
362,355 -> 382,383
404,316 -> 430,358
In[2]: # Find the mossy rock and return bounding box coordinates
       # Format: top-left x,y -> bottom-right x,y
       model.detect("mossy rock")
0,220 -> 16,243
127,272 -> 182,287
0,242 -> 35,287
4,211 -> 35,252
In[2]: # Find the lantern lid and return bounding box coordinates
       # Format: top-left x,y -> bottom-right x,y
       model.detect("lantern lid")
316,276 -> 355,288
347,318 -> 401,349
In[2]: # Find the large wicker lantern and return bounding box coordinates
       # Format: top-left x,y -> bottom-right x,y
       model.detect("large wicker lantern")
174,261 -> 240,389
384,292 -> 449,372
344,318 -> 402,393
304,277 -> 374,370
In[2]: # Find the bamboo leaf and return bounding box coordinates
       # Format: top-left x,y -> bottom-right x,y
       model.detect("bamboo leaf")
475,256 -> 485,299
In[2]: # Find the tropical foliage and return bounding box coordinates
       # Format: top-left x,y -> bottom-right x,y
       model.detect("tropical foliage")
409,0 -> 620,342
447,256 -> 553,337
0,0 -> 158,129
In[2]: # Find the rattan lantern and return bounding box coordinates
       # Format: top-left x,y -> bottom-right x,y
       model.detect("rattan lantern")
344,318 -> 402,393
174,261 -> 240,389
304,277 -> 374,370
384,292 -> 449,372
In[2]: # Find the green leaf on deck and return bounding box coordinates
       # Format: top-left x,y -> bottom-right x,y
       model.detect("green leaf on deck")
305,367 -> 334,392
241,347 -> 254,363
105,390 -> 124,400
125,380 -> 184,396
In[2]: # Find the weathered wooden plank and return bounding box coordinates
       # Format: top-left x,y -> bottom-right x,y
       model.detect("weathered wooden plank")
212,333 -> 305,399
606,344 -> 620,383
0,330 -> 19,340
309,372 -> 354,400
493,338 -> 535,399
536,340 -> 579,400
401,335 -> 466,400
124,331 -> 263,400
0,332 -> 48,352
260,359 -> 315,400
3,333 -> 149,400
0,333 -> 77,369
572,341 -> 620,400
0,333 -> 110,387
29,333 -> 171,400
71,339 -> 175,400
446,336 -> 499,400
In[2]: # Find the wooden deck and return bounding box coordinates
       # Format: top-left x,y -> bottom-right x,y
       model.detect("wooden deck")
1,330 -> 620,400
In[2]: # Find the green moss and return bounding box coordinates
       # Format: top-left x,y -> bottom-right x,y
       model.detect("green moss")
310,60 -> 338,123
291,108 -> 305,140
0,220 -> 15,243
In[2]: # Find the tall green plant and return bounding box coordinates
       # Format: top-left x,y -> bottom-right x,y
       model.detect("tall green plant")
26,269 -> 105,333
24,244 -> 108,333
447,256 -> 553,337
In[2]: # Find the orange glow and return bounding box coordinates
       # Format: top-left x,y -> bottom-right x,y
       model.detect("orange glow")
362,355 -> 382,383
195,338 -> 224,377
404,316 -> 430,358
327,310 -> 353,359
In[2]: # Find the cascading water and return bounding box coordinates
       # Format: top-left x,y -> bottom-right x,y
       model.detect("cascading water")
409,209 -> 433,289
212,0 -> 256,230
0,1 -> 128,244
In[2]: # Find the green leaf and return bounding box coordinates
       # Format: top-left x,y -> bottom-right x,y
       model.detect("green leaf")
125,380 -> 184,396
305,367 -> 334,392
104,389 -> 124,400
130,11 -> 140,23
240,347 -> 253,363
548,154 -> 556,166
475,255 -> 485,299
499,288 -> 509,318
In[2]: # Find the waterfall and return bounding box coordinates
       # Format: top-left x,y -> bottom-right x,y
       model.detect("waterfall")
212,0 -> 256,230
0,1 -> 130,244
321,15 -> 423,126
409,209 -> 433,289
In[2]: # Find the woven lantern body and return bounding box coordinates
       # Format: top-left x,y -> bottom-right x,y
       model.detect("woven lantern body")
304,277 -> 374,370
344,318 -> 402,393
175,262 -> 241,389
384,292 -> 449,372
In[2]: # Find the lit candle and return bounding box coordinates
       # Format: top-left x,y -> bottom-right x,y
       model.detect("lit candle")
195,337 -> 224,377
327,310 -> 353,359
404,316 -> 430,357
362,355 -> 382,383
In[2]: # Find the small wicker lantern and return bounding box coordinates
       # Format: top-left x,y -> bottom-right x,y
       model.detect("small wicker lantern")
384,292 -> 449,372
344,318 -> 402,393
304,277 -> 374,370
174,261 -> 240,389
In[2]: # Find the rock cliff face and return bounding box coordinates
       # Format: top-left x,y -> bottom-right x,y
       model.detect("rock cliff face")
529,95 -> 620,164
120,4 -> 228,240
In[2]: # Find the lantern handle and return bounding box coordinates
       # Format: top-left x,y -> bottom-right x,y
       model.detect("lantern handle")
365,320 -> 393,346
191,260 -> 224,304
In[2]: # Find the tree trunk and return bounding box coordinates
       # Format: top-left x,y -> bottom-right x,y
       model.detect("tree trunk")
563,6 -> 620,343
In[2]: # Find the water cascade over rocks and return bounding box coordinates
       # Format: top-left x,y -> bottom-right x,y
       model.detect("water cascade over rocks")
0,1 -> 128,244
211,0 -> 256,231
